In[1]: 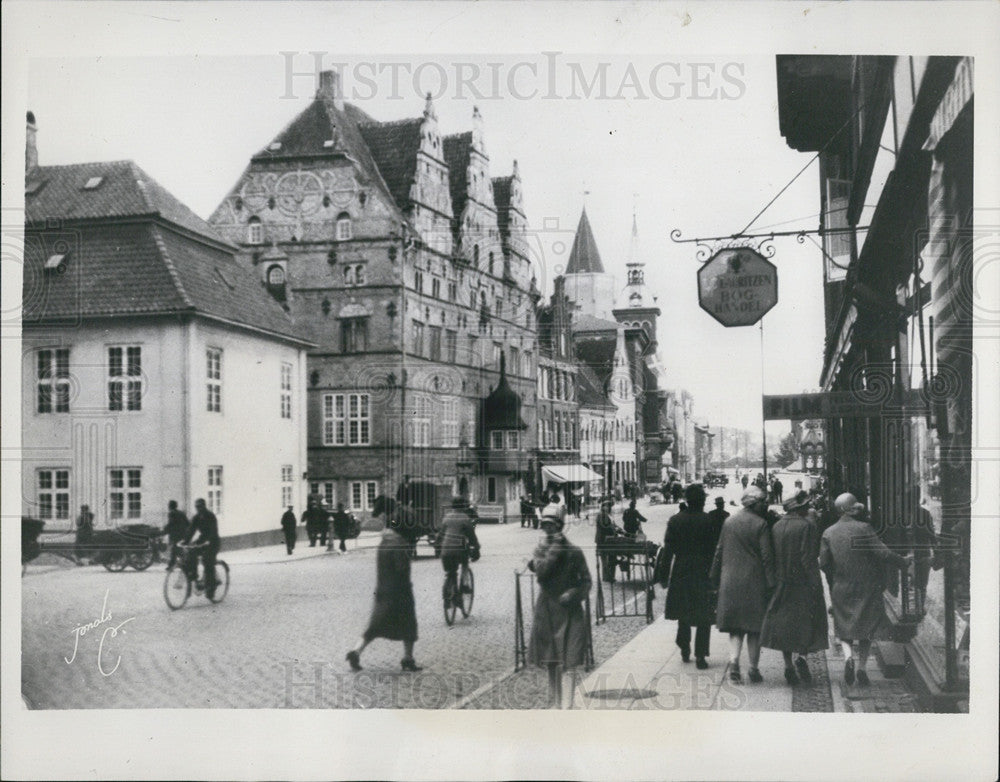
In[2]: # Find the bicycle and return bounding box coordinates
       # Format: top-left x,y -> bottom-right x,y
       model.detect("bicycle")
163,542 -> 229,610
443,558 -> 474,626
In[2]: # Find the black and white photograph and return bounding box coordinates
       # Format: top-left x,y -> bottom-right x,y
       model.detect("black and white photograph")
3,2 -> 998,780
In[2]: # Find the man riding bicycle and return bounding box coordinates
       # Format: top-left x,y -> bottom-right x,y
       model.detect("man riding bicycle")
438,497 -> 480,601
184,498 -> 221,599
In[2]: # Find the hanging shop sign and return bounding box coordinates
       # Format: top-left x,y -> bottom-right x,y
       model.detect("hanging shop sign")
697,247 -> 778,327
762,390 -> 928,421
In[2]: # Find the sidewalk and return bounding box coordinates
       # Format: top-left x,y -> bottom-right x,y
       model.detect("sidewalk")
221,530 -> 383,566
574,617 -> 922,713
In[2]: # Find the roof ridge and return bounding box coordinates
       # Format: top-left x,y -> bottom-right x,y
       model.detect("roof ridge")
149,223 -> 196,310
357,116 -> 423,128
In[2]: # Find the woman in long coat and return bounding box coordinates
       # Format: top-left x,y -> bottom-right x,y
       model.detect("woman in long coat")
346,515 -> 421,672
760,491 -> 828,685
820,493 -> 909,686
661,484 -> 719,668
529,513 -> 592,708
710,486 -> 776,683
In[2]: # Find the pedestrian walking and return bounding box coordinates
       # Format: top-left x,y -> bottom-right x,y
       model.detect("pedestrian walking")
594,499 -> 619,583
331,503 -> 352,552
622,499 -> 647,538
74,504 -> 94,565
708,496 -> 729,540
660,484 -> 718,669
710,486 -> 776,684
820,493 -> 911,686
302,498 -> 329,548
773,477 -> 784,505
519,496 -> 535,528
760,491 -> 828,685
741,474 -> 749,490
280,506 -> 297,555
346,514 -> 422,673
163,500 -> 189,568
528,510 -> 592,708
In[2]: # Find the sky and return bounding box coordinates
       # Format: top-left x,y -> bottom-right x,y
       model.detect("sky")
14,5 -> 840,438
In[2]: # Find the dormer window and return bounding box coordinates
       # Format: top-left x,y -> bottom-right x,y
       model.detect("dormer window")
336,213 -> 352,241
323,139 -> 336,148
83,176 -> 103,190
44,253 -> 68,272
266,265 -> 286,286
247,217 -> 263,245
268,142 -> 282,151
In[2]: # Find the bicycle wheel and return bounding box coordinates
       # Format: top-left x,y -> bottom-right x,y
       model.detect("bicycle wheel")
208,561 -> 229,603
459,567 -> 474,617
443,575 -> 458,626
128,545 -> 155,571
163,566 -> 191,610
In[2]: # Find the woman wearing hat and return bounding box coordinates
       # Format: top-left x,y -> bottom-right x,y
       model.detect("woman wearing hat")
759,490 -> 829,685
346,513 -> 422,673
528,511 -> 592,708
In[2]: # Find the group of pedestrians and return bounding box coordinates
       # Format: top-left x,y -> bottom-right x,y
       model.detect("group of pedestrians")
279,498 -> 355,555
659,483 -> 913,687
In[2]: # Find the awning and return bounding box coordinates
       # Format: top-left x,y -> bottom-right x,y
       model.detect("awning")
542,464 -> 604,484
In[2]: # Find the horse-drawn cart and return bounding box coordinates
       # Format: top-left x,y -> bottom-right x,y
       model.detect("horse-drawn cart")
36,522 -> 165,572
373,481 -> 451,556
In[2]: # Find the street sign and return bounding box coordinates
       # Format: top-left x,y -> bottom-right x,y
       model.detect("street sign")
762,390 -> 928,420
697,248 -> 778,327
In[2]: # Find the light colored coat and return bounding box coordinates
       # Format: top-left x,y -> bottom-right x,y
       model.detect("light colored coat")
710,508 -> 776,634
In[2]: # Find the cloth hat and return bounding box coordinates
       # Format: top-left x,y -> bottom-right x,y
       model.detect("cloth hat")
740,486 -> 766,506
782,490 -> 811,513
834,492 -> 859,515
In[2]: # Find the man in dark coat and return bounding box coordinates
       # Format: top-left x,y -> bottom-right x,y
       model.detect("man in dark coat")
185,498 -> 221,599
820,493 -> 910,686
302,498 -> 329,548
707,497 -> 729,542
622,499 -> 647,537
163,500 -> 189,569
594,500 -> 619,583
438,498 -> 481,603
528,511 -> 592,708
346,516 -> 422,673
280,506 -> 297,555
711,486 -> 775,684
760,491 -> 828,685
74,504 -> 95,565
330,503 -> 352,553
661,484 -> 717,669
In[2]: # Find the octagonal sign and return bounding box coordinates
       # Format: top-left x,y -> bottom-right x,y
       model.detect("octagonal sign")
697,247 -> 778,327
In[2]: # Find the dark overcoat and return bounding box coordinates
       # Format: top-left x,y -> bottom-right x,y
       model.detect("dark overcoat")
760,511 -> 828,653
661,508 -> 718,626
710,508 -> 776,633
528,535 -> 592,669
362,529 -> 418,643
819,516 -> 907,641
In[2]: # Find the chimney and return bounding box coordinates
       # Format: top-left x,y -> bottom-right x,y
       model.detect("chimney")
26,111 -> 38,175
317,70 -> 344,111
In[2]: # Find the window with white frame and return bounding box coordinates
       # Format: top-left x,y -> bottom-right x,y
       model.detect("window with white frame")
37,468 -> 70,521
441,398 -> 459,447
37,348 -> 71,414
322,393 -> 370,445
491,430 -> 504,450
247,217 -> 263,245
281,464 -> 294,508
108,346 -> 142,411
281,362 -> 292,419
349,480 -> 379,511
109,467 -> 142,520
506,430 -> 520,450
207,466 -> 223,515
336,213 -> 352,241
410,396 -> 432,447
412,320 -> 425,356
310,481 -> 336,510
206,348 -> 222,413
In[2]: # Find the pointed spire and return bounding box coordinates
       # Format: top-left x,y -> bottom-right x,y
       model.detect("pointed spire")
566,208 -> 605,274
627,206 -> 641,266
423,92 -> 437,120
471,105 -> 485,152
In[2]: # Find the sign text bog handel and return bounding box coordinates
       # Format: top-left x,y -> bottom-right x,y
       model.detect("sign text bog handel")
697,247 -> 778,327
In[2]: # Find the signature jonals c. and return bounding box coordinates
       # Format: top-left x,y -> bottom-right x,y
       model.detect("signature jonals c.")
64,588 -> 136,677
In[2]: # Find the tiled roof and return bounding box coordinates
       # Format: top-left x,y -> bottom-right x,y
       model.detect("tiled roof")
572,313 -> 619,333
357,118 -> 424,210
574,338 -> 617,384
566,208 -> 605,274
443,132 -> 472,230
25,161 -> 224,244
492,176 -> 513,240
23,219 -> 310,345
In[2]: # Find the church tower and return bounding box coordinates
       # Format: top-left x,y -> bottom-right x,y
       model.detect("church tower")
560,208 -> 616,321
612,209 -> 660,346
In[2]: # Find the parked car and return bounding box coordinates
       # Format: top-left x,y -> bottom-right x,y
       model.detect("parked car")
703,471 -> 729,488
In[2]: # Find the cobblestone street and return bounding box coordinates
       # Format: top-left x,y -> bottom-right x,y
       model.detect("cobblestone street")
22,499 -> 681,710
